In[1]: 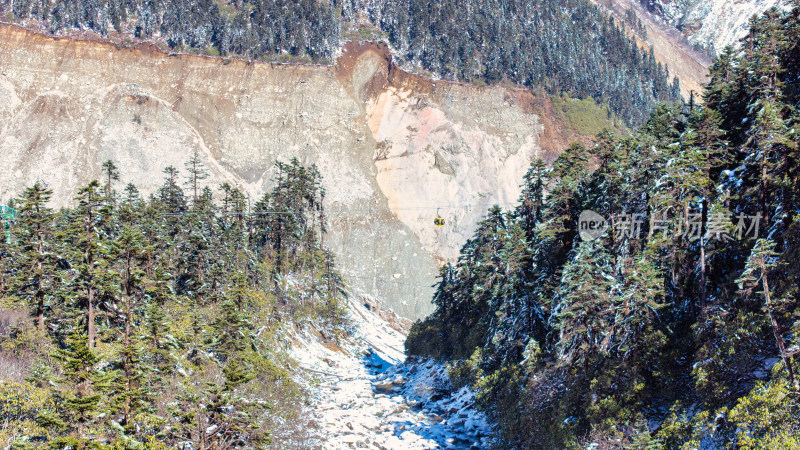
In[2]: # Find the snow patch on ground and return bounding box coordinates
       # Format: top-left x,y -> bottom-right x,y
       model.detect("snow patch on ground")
290,299 -> 495,449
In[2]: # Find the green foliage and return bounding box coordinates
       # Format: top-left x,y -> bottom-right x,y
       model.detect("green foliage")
44,331 -> 111,436
0,158 -> 350,446
2,0 -> 340,60
1,0 -> 678,126
406,4 -> 800,447
11,182 -> 58,333
405,317 -> 446,359
657,374 -> 800,449
727,376 -> 800,449
0,380 -> 55,446
370,0 -> 681,126
552,94 -> 620,136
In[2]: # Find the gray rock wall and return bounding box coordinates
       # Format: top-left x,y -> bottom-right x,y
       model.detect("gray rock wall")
0,28 -> 551,319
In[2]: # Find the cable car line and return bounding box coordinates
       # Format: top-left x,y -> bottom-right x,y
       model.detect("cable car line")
156,201 -> 521,217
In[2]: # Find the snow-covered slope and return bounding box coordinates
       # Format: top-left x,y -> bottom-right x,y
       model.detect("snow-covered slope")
643,0 -> 790,54
290,298 -> 494,449
593,0 -> 790,99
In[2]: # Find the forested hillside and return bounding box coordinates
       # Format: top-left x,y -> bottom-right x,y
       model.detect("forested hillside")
407,5 -> 800,448
0,0 -> 679,126
0,157 -> 349,447
2,0 -> 340,59
362,0 -> 680,126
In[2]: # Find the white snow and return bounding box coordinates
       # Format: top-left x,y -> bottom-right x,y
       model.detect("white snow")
290,298 -> 495,449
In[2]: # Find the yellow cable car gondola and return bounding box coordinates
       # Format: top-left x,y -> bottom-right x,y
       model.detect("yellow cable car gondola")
434,208 -> 445,227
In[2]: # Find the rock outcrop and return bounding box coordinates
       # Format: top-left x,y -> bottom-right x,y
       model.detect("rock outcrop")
0,25 -> 582,319
640,0 -> 789,54
592,0 -> 788,102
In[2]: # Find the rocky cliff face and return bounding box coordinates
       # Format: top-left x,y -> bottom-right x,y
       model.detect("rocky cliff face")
641,0 -> 789,54
592,0 -> 788,101
0,26 -> 580,319
592,0 -> 710,99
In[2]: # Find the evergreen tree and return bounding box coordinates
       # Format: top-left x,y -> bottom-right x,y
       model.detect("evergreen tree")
0,156 -> 340,446
109,225 -> 153,433
43,331 -> 113,441
13,182 -> 58,332
61,180 -> 117,348
184,150 -> 209,207
101,159 -> 120,202
158,166 -> 187,215
737,239 -> 799,391
404,5 -> 800,447
553,239 -> 617,370
516,158 -> 548,241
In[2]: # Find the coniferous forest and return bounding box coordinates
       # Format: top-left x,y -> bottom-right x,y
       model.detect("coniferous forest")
0,0 -> 679,127
362,0 -> 680,126
1,0 -> 800,448
407,5 -> 800,448
0,157 -> 349,447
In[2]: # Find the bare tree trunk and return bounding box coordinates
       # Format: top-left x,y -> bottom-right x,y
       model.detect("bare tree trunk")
761,160 -> 769,229
199,409 -> 207,450
36,219 -> 45,331
763,275 -> 799,391
36,260 -> 44,331
700,239 -> 707,306
700,199 -> 707,307
88,286 -> 95,348
124,284 -> 133,423
86,199 -> 96,348
36,295 -> 44,331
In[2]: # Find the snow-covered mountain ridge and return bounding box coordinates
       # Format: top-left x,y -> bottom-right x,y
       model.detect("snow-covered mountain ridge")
641,0 -> 790,54
592,0 -> 789,101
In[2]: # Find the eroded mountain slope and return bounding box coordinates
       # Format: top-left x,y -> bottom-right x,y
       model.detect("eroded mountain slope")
594,0 -> 790,102
641,0 -> 789,54
0,26 -> 585,318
